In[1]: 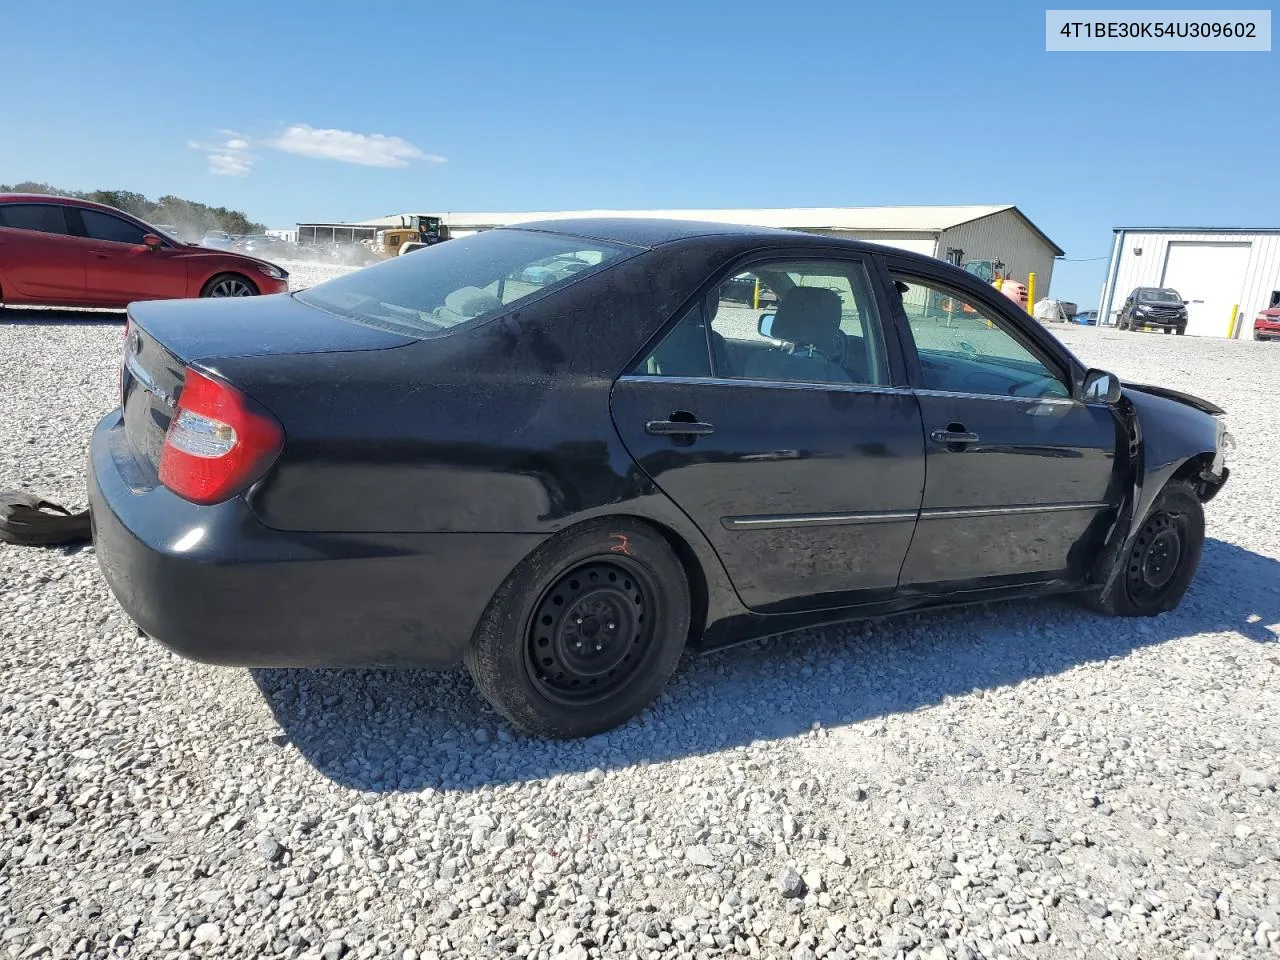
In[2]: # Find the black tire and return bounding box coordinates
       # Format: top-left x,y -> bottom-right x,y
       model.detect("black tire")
1117,316 -> 1129,331
200,273 -> 259,298
1177,325 -> 1187,336
1163,327 -> 1172,335
1082,480 -> 1204,617
465,518 -> 691,738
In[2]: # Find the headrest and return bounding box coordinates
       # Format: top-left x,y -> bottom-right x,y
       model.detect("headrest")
773,287 -> 842,348
444,286 -> 502,318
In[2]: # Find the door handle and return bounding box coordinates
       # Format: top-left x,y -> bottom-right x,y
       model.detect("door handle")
646,418 -> 715,437
92,252 -> 111,259
931,429 -> 980,445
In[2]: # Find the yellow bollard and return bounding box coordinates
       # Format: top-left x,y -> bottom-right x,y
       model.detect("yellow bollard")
753,278 -> 760,310
1027,272 -> 1036,315
1226,304 -> 1239,338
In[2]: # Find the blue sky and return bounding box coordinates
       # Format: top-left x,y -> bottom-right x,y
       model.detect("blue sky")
1,1 -> 1275,305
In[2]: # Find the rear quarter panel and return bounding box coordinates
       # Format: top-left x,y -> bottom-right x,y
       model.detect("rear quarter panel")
203,238 -> 768,641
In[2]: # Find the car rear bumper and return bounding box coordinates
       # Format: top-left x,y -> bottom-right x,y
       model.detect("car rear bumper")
88,411 -> 544,668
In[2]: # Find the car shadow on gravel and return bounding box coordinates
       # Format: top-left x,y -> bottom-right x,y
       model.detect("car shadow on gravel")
252,537 -> 1278,793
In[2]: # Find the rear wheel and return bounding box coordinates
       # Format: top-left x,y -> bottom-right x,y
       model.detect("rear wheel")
200,273 -> 259,298
1081,481 -> 1204,617
465,519 -> 691,738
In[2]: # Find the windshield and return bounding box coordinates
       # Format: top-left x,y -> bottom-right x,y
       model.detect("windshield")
1137,288 -> 1181,302
296,229 -> 633,336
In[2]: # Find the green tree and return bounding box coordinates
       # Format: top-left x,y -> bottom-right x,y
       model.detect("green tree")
0,182 -> 265,240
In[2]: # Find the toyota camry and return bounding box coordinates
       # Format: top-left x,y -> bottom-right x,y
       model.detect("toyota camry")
89,219 -> 1232,737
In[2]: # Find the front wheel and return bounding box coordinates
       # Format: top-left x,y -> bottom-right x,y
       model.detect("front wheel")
1177,325 -> 1187,336
200,273 -> 259,298
1081,480 -> 1205,617
465,519 -> 691,738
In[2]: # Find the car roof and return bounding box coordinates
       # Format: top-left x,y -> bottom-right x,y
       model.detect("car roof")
0,192 -> 143,219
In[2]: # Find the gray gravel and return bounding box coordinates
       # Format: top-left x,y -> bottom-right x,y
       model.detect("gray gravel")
2,302 -> 1278,960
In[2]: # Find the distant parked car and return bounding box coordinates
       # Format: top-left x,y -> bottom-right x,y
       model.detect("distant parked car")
1117,287 -> 1188,335
1255,306 -> 1280,341
0,194 -> 288,308
234,235 -> 293,257
1075,309 -> 1099,325
718,272 -> 778,306
201,230 -> 234,249
89,219 -> 1232,738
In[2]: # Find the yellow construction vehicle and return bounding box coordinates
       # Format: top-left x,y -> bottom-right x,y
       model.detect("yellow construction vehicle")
365,215 -> 451,258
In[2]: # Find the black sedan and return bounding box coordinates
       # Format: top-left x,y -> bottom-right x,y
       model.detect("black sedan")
1117,287 -> 1189,334
90,219 -> 1232,738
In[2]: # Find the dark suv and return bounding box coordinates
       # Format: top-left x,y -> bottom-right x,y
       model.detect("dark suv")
1117,287 -> 1188,335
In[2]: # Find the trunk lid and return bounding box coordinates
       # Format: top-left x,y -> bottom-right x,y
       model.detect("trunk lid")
121,292 -> 416,474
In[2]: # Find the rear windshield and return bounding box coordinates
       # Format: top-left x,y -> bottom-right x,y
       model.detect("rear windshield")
296,229 -> 633,336
1137,288 -> 1181,302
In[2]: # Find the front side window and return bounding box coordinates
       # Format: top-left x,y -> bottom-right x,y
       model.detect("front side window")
0,203 -> 69,235
80,209 -> 149,245
893,277 -> 1069,399
297,229 -> 631,336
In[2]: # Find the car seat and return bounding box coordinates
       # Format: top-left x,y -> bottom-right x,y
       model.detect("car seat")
743,287 -> 850,383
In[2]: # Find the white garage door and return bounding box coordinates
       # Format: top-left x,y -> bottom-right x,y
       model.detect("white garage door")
1161,241 -> 1251,337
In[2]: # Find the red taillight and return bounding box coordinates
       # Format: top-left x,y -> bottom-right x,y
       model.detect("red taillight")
158,368 -> 284,505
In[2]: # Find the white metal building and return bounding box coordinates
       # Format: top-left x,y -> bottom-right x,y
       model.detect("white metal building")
1098,227 -> 1280,339
353,205 -> 1064,290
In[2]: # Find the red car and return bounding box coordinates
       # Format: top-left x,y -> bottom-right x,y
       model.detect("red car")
1255,306 -> 1280,341
0,194 -> 289,309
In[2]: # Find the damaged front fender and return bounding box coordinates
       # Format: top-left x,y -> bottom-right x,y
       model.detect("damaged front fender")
1089,385 -> 1230,597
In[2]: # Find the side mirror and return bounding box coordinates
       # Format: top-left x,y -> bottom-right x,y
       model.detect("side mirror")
1082,368 -> 1122,404
1182,300 -> 1190,305
758,313 -> 777,339
142,234 -> 163,250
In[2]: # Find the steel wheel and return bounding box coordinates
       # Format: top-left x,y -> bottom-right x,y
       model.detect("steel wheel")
1125,509 -> 1190,609
205,275 -> 256,297
524,558 -> 656,707
466,519 -> 690,738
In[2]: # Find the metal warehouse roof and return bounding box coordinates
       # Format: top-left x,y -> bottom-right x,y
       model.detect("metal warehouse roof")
1113,226 -> 1280,234
353,204 -> 1062,254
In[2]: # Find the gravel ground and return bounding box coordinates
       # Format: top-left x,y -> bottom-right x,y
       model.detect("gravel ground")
1,302 -> 1278,960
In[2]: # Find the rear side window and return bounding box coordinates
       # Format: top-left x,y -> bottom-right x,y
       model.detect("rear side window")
296,229 -> 633,336
0,203 -> 69,235
80,209 -> 149,245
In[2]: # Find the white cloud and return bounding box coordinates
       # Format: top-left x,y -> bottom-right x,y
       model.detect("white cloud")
268,124 -> 446,168
189,131 -> 255,177
207,152 -> 253,176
